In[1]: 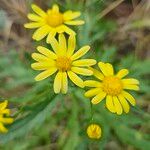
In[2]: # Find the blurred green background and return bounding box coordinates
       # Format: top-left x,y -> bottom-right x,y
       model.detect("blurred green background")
0,0 -> 150,149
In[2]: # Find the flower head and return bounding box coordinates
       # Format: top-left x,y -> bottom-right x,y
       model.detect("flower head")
84,62 -> 140,115
31,34 -> 96,94
87,124 -> 102,139
24,4 -> 84,42
0,100 -> 14,133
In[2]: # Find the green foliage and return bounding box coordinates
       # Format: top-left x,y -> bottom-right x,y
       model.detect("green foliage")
0,0 -> 150,149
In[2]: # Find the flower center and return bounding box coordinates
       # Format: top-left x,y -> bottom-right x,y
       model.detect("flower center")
46,11 -> 63,27
102,76 -> 123,96
56,57 -> 72,71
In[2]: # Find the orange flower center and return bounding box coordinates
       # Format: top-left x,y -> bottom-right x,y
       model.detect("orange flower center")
56,57 -> 72,71
102,76 -> 123,96
46,11 -> 63,27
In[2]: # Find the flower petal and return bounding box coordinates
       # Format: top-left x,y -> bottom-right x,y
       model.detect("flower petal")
0,123 -> 8,133
116,69 -> 129,79
46,30 -> 56,43
84,80 -> 101,87
65,20 -> 85,25
58,33 -> 67,55
67,71 -> 84,88
67,35 -> 76,57
61,72 -> 68,94
123,84 -> 139,91
24,22 -> 44,28
121,91 -> 136,106
1,109 -> 10,115
31,53 -> 49,62
0,118 -> 14,124
27,13 -> 43,21
98,62 -> 110,76
71,67 -> 93,76
49,36 -> 59,54
84,88 -> 101,97
35,68 -> 57,81
31,62 -> 55,70
54,72 -> 62,93
52,4 -> 59,13
31,4 -> 46,17
0,100 -> 8,110
37,46 -> 57,59
32,25 -> 51,41
71,46 -> 90,60
89,67 -> 104,80
122,78 -> 139,85
106,95 -> 116,113
118,94 -> 130,113
113,96 -> 123,115
106,63 -> 114,76
91,92 -> 106,104
63,11 -> 81,21
61,25 -> 76,35
72,59 -> 96,67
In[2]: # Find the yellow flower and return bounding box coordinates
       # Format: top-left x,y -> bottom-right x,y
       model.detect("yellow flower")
31,34 -> 96,94
0,100 -> 14,133
84,62 -> 140,115
24,4 -> 84,42
87,124 -> 102,139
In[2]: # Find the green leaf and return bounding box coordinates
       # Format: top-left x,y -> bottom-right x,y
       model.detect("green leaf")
114,125 -> 150,150
0,94 -> 59,144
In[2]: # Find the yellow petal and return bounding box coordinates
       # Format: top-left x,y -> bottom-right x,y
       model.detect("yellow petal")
61,72 -> 68,94
27,13 -> 43,21
0,100 -> 8,110
35,68 -> 57,81
121,91 -> 136,106
31,62 -> 55,70
72,59 -> 96,67
0,118 -> 14,124
1,109 -> 10,115
84,88 -> 101,97
113,96 -> 122,115
32,25 -> 51,41
24,22 -> 44,28
122,78 -> 139,85
118,94 -> 130,113
67,35 -> 76,57
37,46 -> 57,59
116,69 -> 129,79
106,63 -> 114,76
98,62 -> 110,76
123,84 -> 139,91
32,53 -> 49,62
71,46 -> 90,60
84,80 -> 101,87
49,36 -> 59,54
46,30 -> 56,43
71,67 -> 93,76
91,92 -> 106,104
52,4 -> 59,13
106,95 -> 116,113
0,123 -> 8,133
58,33 -> 67,55
31,4 -> 46,17
61,25 -> 76,35
63,11 -> 81,21
67,71 -> 84,88
65,20 -> 85,25
55,25 -> 65,33
89,67 -> 104,80
54,72 -> 62,93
